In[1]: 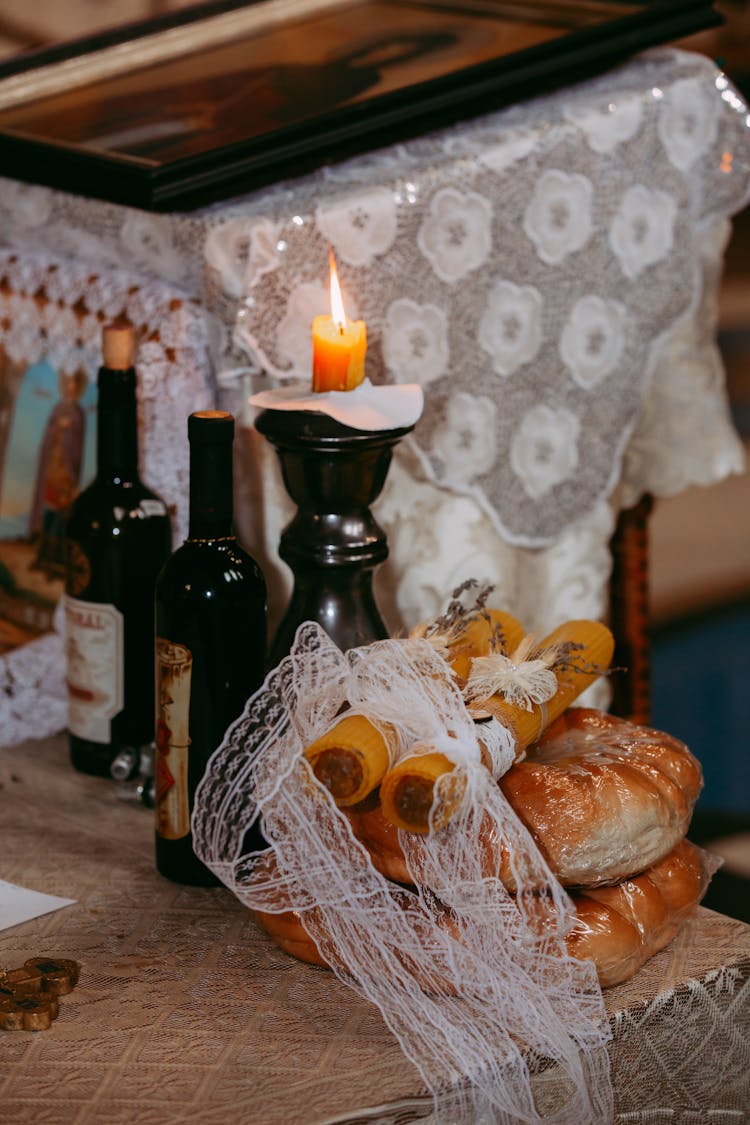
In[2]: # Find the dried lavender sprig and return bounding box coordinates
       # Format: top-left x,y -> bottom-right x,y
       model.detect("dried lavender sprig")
421,580 -> 495,641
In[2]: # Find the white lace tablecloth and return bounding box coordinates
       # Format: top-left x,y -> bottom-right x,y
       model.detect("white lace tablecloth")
1,737 -> 749,1123
0,47 -> 749,741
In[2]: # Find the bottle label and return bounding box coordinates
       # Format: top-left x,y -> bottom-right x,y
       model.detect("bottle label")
66,542 -> 92,598
64,595 -> 124,744
155,639 -> 192,840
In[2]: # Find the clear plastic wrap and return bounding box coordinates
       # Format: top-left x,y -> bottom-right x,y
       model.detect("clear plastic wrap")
344,706 -> 703,894
567,840 -> 717,987
500,709 -> 704,887
254,838 -> 714,991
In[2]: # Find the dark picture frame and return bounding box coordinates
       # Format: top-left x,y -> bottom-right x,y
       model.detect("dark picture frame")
0,0 -> 721,212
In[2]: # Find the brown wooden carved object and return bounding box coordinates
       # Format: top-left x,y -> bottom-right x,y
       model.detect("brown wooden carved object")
608,495 -> 653,725
0,957 -> 81,1031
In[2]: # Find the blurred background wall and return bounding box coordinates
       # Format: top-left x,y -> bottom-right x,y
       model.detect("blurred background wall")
653,1 -> 750,827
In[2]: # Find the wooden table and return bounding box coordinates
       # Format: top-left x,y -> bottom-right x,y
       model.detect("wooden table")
1,737 -> 749,1123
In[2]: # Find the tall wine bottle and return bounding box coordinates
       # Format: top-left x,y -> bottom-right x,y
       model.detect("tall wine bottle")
155,411 -> 267,886
64,321 -> 172,778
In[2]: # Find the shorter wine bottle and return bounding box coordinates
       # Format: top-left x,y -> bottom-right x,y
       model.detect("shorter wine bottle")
155,410 -> 267,885
64,321 -> 172,777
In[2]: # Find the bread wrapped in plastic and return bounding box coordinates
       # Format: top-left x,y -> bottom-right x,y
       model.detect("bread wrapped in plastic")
499,708 -> 703,887
351,708 -> 703,890
566,839 -> 708,987
254,839 -> 710,988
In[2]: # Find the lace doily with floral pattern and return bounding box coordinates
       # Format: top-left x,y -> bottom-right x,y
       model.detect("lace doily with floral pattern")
214,48 -> 749,546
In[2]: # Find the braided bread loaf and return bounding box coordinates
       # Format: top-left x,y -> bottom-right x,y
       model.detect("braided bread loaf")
253,839 -> 705,987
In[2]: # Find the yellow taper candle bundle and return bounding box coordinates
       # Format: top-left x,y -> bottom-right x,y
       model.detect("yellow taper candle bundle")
468,619 -> 615,753
304,714 -> 392,807
380,618 -> 614,833
379,750 -> 464,834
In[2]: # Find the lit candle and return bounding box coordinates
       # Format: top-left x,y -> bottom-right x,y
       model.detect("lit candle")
312,251 -> 367,393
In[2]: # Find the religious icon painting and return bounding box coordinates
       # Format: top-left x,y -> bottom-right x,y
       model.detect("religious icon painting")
0,0 -> 720,210
0,350 -> 96,654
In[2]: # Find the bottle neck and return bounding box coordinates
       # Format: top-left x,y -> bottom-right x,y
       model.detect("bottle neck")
188,434 -> 234,540
96,366 -> 139,483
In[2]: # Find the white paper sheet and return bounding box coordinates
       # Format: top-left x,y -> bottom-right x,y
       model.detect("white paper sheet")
250,379 -> 424,432
0,880 -> 75,932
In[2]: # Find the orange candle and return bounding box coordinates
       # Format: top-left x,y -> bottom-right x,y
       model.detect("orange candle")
312,252 -> 366,393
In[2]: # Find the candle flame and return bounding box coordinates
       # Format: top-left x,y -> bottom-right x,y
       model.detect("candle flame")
329,249 -> 347,333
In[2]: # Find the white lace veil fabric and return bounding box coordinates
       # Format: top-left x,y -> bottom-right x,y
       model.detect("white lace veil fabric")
193,624 -> 613,1123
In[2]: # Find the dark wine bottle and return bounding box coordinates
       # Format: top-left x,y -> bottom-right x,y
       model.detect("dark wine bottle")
155,410 -> 267,886
64,321 -> 172,778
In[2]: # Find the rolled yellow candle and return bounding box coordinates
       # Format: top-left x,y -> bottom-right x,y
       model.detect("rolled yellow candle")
304,714 -> 391,807
379,751 -> 465,834
478,620 -> 615,752
380,619 -> 614,834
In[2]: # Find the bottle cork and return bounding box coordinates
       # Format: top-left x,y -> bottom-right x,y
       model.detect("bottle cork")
102,321 -> 135,370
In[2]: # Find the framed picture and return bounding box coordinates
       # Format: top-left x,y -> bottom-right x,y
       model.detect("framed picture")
0,0 -> 721,211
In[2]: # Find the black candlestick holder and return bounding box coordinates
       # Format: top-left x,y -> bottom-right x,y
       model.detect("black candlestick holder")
254,408 -> 414,666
